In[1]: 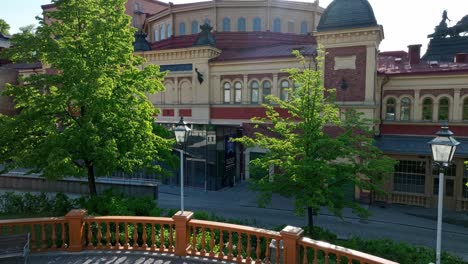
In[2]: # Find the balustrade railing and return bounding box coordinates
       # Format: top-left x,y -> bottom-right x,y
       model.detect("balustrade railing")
0,209 -> 398,264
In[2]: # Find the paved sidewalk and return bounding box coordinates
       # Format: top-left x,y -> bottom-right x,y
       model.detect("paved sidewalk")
157,182 -> 468,261
3,251 -> 234,264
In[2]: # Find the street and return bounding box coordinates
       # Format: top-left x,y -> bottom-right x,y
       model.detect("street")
157,182 -> 468,261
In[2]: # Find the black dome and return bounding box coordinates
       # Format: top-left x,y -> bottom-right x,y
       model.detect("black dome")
133,31 -> 151,52
317,0 -> 377,32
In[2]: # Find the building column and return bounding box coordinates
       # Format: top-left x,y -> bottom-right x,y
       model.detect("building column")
433,101 -> 439,122
243,74 -> 249,104
453,88 -> 461,121
413,90 -> 421,121
272,73 -> 278,98
267,0 -> 271,31
174,77 -> 179,104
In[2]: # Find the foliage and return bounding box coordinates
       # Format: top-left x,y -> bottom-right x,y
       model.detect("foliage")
0,0 -> 174,195
76,189 -> 162,216
338,237 -> 466,264
0,19 -> 9,35
234,50 -> 395,229
18,24 -> 35,34
0,192 -> 74,217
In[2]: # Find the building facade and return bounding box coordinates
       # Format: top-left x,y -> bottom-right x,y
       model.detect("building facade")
2,0 -> 468,209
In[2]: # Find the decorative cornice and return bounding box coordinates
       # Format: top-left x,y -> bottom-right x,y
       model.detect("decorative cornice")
314,26 -> 384,47
135,46 -> 222,62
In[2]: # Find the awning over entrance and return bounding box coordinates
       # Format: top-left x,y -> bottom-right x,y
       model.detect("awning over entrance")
374,135 -> 468,157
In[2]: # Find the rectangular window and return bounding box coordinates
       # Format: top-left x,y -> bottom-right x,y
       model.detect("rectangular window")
235,89 -> 242,103
433,164 -> 456,196
393,160 -> 426,194
224,89 -> 231,104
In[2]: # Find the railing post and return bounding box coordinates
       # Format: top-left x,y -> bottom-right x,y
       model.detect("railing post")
280,225 -> 304,264
172,211 -> 194,256
65,209 -> 87,252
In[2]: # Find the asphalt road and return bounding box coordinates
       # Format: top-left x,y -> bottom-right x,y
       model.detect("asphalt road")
157,182 -> 468,261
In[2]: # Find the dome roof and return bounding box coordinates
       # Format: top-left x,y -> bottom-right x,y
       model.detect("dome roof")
317,0 -> 377,32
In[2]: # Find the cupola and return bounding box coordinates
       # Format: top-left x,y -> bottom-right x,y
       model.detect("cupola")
317,0 -> 377,32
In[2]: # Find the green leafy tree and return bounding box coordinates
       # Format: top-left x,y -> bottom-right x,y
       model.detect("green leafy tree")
0,0 -> 174,195
0,19 -> 10,35
235,50 -> 396,233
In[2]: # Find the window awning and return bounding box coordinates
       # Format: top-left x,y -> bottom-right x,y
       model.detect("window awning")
374,135 -> 468,158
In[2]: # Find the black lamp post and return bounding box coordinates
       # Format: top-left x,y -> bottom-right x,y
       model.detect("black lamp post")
428,122 -> 459,264
174,117 -> 191,214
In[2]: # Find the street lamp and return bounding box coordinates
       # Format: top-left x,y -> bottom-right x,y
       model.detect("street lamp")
174,117 -> 191,214
428,122 -> 459,264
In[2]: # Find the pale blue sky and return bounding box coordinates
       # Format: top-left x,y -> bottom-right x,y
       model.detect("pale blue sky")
1,0 -> 467,53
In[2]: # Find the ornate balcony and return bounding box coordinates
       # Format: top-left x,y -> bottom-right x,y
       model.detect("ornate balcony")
0,209 -> 398,264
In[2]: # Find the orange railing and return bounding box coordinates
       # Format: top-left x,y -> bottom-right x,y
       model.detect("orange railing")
0,209 -> 399,264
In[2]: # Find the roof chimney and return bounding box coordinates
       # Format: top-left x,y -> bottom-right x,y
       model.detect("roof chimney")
408,44 -> 422,66
455,53 -> 468,63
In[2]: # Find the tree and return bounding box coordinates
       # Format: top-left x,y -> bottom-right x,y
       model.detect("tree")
235,50 -> 396,234
18,24 -> 36,34
0,19 -> 10,35
0,0 -> 173,195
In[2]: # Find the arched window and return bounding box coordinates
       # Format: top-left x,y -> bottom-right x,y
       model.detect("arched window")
280,80 -> 289,101
238,17 -> 246,32
167,24 -> 172,38
191,21 -> 199,34
222,17 -> 231,32
179,22 -> 186,36
250,81 -> 259,104
385,98 -> 396,120
422,98 -> 433,121
253,17 -> 262,31
262,81 -> 271,103
400,97 -> 411,121
234,82 -> 242,103
223,82 -> 231,104
203,18 -> 211,26
273,18 -> 281,32
160,25 -> 166,40
300,21 -> 308,35
438,97 -> 449,121
464,98 -> 468,121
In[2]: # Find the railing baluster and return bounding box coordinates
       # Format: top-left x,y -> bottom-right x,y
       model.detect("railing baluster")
314,248 -> 318,264
124,222 -> 130,249
302,246 -> 307,264
61,222 -> 67,249
132,222 -> 138,248
97,221 -> 103,248
218,229 -> 224,259
150,224 -> 156,251
236,232 -> 243,262
247,234 -> 252,262
209,229 -> 215,258
324,251 -> 329,264
255,236 -> 261,263
30,224 -> 36,251
169,224 -> 174,252
159,224 -> 165,251
227,231 -> 233,261
106,222 -> 111,248
51,223 -> 57,249
275,238 -> 280,264
264,237 -> 270,264
115,222 -> 121,248
142,223 -> 147,249
191,226 -> 197,255
41,223 -> 47,250
200,227 -> 206,256
87,222 -> 93,248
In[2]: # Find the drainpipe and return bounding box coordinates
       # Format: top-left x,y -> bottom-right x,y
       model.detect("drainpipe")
378,74 -> 390,136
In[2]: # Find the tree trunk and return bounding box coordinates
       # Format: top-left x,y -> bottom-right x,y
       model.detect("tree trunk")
86,161 -> 97,196
307,207 -> 314,237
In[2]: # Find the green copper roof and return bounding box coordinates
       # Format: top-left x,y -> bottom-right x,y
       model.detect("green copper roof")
317,0 -> 377,32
